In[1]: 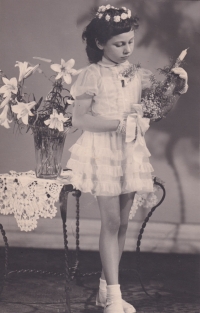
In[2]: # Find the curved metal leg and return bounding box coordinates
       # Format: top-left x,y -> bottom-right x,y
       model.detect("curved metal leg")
71,190 -> 81,282
135,179 -> 166,298
59,185 -> 73,313
0,223 -> 9,296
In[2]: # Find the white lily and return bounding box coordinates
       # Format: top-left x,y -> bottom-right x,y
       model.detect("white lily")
50,59 -> 81,84
11,100 -> 36,125
0,76 -> 18,96
0,77 -> 18,109
0,95 -> 11,109
0,104 -> 12,128
15,61 -> 40,82
44,109 -> 69,131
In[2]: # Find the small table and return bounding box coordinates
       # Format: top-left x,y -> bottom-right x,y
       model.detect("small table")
0,171 -> 165,312
0,170 -> 81,313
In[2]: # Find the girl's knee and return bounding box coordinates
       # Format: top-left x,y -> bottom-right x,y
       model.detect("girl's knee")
102,216 -> 121,234
98,195 -> 121,234
119,222 -> 128,235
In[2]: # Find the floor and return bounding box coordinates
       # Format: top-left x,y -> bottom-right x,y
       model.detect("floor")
0,248 -> 200,313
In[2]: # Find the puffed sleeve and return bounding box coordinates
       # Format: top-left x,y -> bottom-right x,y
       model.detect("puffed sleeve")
138,68 -> 153,90
70,65 -> 100,99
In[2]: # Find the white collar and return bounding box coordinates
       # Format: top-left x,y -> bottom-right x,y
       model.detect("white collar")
98,56 -> 130,68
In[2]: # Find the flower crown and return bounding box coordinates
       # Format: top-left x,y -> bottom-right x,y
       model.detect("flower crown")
96,4 -> 131,22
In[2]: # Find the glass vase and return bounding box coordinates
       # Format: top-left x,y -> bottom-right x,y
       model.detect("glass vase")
32,127 -> 66,179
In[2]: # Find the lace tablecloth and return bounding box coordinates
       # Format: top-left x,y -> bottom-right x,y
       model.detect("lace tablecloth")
0,170 -> 73,232
0,171 -> 161,232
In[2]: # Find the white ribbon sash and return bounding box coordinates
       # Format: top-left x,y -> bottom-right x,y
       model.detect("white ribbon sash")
125,107 -> 150,143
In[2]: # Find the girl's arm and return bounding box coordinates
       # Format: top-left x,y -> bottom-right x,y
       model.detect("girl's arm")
72,93 -> 119,132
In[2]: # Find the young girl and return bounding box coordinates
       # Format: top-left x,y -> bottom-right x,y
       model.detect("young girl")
66,5 -> 188,313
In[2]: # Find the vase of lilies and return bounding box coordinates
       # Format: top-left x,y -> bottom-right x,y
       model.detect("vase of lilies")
32,126 -> 67,178
0,57 -> 81,178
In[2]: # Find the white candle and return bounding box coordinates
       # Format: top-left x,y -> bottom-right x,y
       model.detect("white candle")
178,48 -> 189,61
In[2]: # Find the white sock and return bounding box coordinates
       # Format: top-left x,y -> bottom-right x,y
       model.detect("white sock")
99,278 -> 107,291
106,284 -> 122,304
97,281 -> 136,312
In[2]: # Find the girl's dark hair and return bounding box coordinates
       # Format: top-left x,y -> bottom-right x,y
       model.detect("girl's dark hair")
82,8 -> 139,64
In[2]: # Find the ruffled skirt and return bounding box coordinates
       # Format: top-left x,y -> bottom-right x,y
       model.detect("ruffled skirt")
66,130 -> 154,196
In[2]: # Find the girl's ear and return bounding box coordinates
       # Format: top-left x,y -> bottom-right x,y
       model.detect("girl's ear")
95,39 -> 104,50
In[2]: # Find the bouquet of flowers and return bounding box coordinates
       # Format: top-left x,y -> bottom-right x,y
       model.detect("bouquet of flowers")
141,48 -> 188,121
0,57 -> 80,132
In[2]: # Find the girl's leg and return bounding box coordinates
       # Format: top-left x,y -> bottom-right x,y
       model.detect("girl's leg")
97,192 -> 136,313
101,192 -> 135,280
97,195 -> 124,312
118,192 -> 136,261
97,195 -> 121,285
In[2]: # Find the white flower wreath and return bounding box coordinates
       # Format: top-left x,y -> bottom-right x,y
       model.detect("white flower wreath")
113,15 -> 121,22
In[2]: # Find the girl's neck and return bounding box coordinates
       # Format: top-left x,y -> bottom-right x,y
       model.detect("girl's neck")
103,55 -> 119,65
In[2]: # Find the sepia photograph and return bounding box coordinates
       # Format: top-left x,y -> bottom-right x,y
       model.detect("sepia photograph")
0,0 -> 199,312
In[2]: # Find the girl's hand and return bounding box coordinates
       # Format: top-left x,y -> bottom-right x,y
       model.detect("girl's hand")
116,117 -> 127,135
171,67 -> 188,83
171,67 -> 188,94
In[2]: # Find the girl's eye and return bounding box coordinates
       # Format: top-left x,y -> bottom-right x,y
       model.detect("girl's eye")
115,43 -> 123,47
114,40 -> 134,47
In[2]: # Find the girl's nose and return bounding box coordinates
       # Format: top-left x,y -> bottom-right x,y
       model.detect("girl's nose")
123,44 -> 131,55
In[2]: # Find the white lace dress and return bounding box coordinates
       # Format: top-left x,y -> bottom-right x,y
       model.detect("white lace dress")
66,57 -> 154,196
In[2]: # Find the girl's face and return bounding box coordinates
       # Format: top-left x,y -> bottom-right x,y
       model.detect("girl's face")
99,30 -> 134,64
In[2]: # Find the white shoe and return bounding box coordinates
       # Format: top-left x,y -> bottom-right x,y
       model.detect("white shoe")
104,300 -> 124,313
95,290 -> 105,307
96,290 -> 136,313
